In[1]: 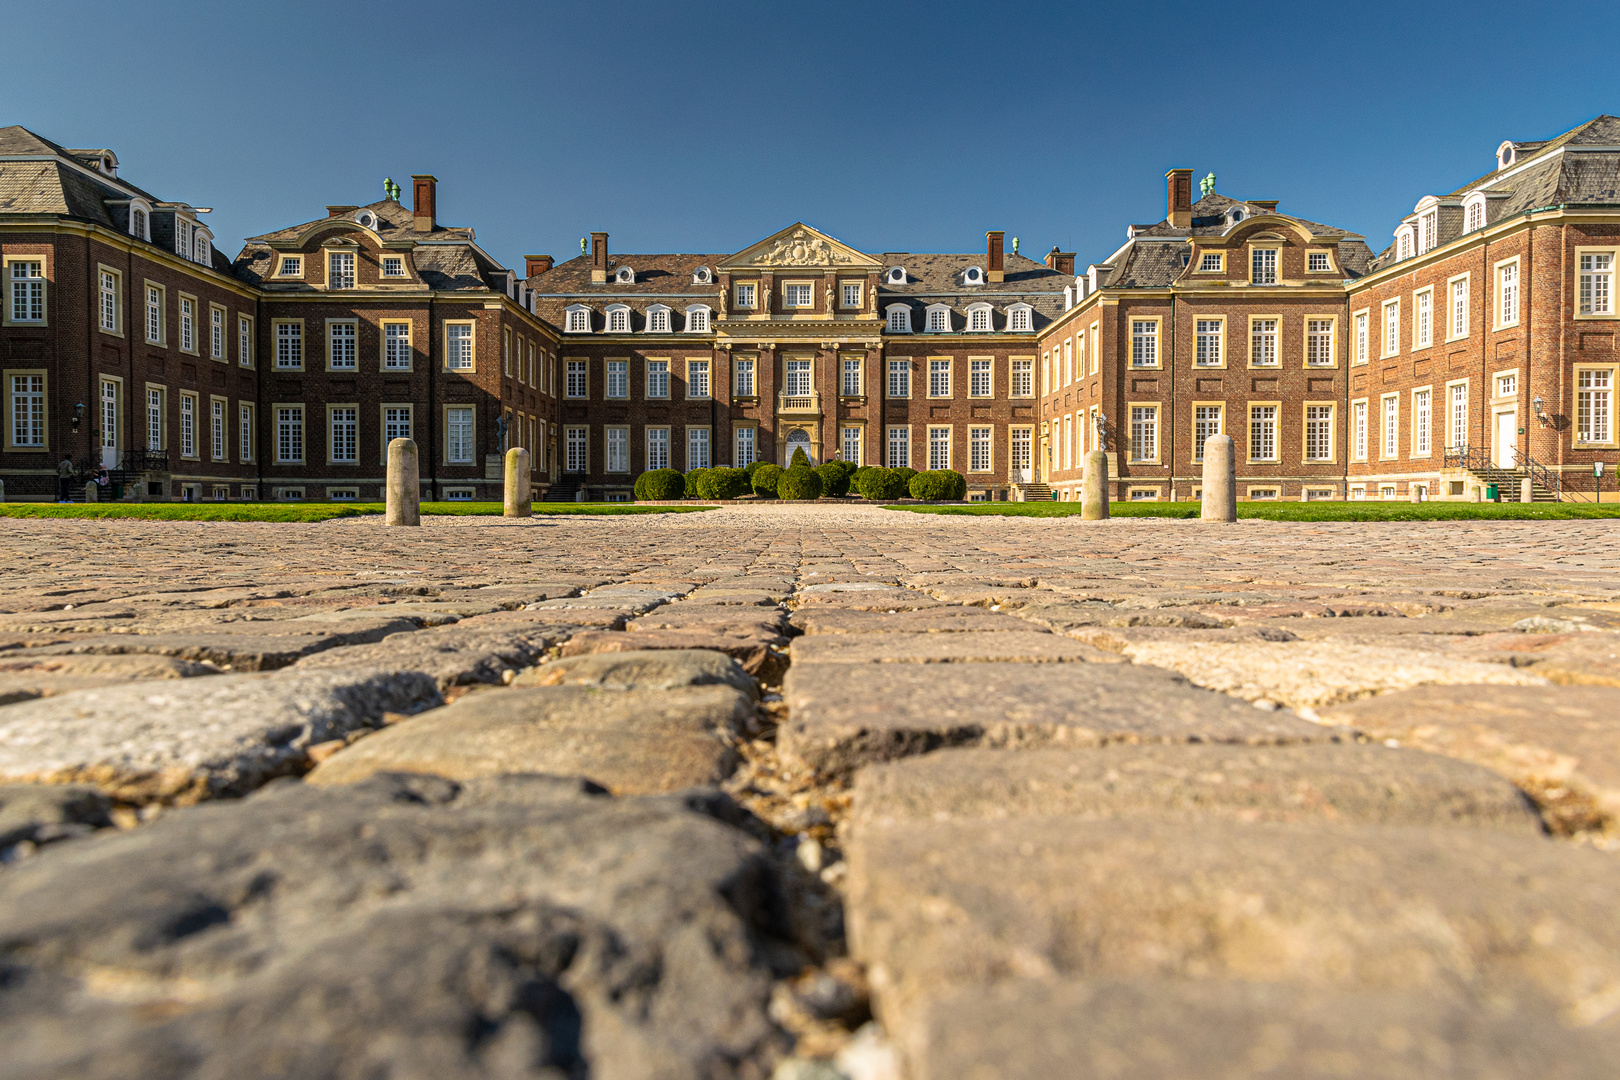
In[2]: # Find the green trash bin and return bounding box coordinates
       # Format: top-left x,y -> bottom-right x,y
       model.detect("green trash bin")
1485,484 -> 1499,501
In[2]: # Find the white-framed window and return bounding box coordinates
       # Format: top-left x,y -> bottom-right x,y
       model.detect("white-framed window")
1415,289 -> 1433,349
842,357 -> 862,397
1580,252 -> 1614,316
239,403 -> 254,462
98,270 -> 119,333
1420,212 -> 1436,254
179,297 -> 196,353
1380,485 -> 1397,500
99,379 -> 118,458
146,386 -> 164,451
1193,405 -> 1222,461
328,251 -> 355,289
926,306 -> 950,333
145,284 -> 163,343
1129,405 -> 1158,462
1413,389 -> 1432,456
1249,404 -> 1277,461
1131,320 -> 1159,367
1195,319 -> 1223,366
928,358 -> 951,397
735,427 -> 757,468
887,426 -> 910,468
1008,304 -> 1032,332
1466,199 -> 1484,233
503,329 -> 511,376
784,283 -> 813,308
1308,251 -> 1331,272
131,206 -> 149,241
969,426 -> 992,471
605,359 -> 627,399
1382,395 -> 1399,459
277,255 -> 302,277
688,360 -> 710,399
1450,277 -> 1469,339
382,256 -> 405,277
210,398 -> 225,460
841,425 -> 862,465
842,282 -> 862,308
330,406 -> 357,463
210,305 -> 224,359
1383,299 -> 1400,356
328,321 -> 357,370
605,426 -> 629,473
688,426 -> 711,469
1305,405 -> 1333,461
1449,383 -> 1468,449
276,405 -> 304,463
565,360 -> 587,398
239,315 -> 254,368
327,488 -> 359,501
275,322 -> 302,369
645,426 -> 669,470
194,231 -> 210,266
1064,338 -> 1074,384
8,374 -> 45,448
1498,261 -> 1519,326
888,358 -> 910,398
969,358 -> 991,397
785,358 -> 812,397
383,321 -> 411,370
1577,368 -> 1613,443
446,406 -> 475,463
1251,247 -> 1277,285
734,358 -> 756,397
735,282 -> 756,308
886,306 -> 911,333
1352,400 -> 1368,461
927,426 -> 951,470
685,306 -> 710,332
384,406 -> 412,448
565,306 -> 591,333
7,261 -> 44,325
647,306 -> 670,333
446,323 -> 474,370
1011,358 -> 1032,397
967,305 -> 992,332
1305,318 -> 1334,366
1199,252 -> 1222,272
1397,232 -> 1412,261
557,425 -> 585,472
1354,311 -> 1368,364
1250,318 -> 1278,366
1498,372 -> 1518,397
647,359 -> 670,399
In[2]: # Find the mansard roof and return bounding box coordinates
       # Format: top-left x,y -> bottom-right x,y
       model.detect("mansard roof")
1128,192 -> 1366,241
528,253 -> 726,297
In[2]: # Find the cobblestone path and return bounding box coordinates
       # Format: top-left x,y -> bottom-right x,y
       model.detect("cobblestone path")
1,505 -> 1618,1079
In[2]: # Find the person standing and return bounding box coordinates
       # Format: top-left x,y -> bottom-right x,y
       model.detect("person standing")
56,456 -> 75,503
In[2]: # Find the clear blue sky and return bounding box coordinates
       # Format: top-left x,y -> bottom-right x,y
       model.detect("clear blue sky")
8,0 -> 1615,271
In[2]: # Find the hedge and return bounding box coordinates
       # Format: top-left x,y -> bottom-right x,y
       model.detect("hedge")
908,469 -> 967,501
788,447 -> 812,468
777,465 -> 823,500
682,468 -> 712,498
751,463 -> 784,498
634,469 -> 686,501
700,467 -> 751,500
854,467 -> 910,500
815,461 -> 852,496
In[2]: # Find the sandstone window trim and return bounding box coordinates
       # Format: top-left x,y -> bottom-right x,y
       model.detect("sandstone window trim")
840,423 -> 863,466
327,318 -> 359,372
604,425 -> 630,473
927,424 -> 952,471
144,281 -> 166,345
274,402 -> 305,464
1129,402 -> 1161,464
1304,316 -> 1337,368
381,255 -> 407,278
444,320 -> 476,372
99,376 -> 123,461
1194,316 -> 1225,368
1445,379 -> 1470,452
887,357 -> 911,399
239,402 -> 255,463
178,294 -> 199,355
886,424 -> 911,469
97,265 -> 123,337
1492,368 -> 1519,401
969,357 -> 993,398
686,425 -> 712,470
1446,274 -> 1471,341
275,254 -> 303,278
1127,487 -> 1162,502
1410,386 -> 1434,459
733,357 -> 757,398
687,359 -> 711,400
1010,357 -> 1034,398
145,384 -> 166,453
1575,364 -> 1617,447
503,328 -> 512,375
644,425 -> 670,471
645,358 -> 671,400
1352,308 -> 1369,365
565,359 -> 588,399
565,425 -> 591,474
1381,298 -> 1400,358
840,281 -> 863,311
1089,323 -> 1100,376
1191,402 -> 1224,463
734,425 -> 758,469
605,359 -> 629,400
381,320 -> 413,371
5,369 -> 49,452
1380,393 -> 1400,461
1130,317 -> 1162,369
1247,315 -> 1280,368
177,391 -> 199,460
734,281 -> 757,309
327,250 -> 356,290
968,425 -> 993,472
272,319 -> 304,371
1411,287 -> 1434,351
841,355 -> 864,398
1249,246 -> 1279,286
1302,401 -> 1336,464
1246,401 -> 1281,463
327,402 -> 360,465
1196,251 -> 1224,273
1575,247 -> 1618,319
1307,250 -> 1334,273
209,303 -> 227,360
443,404 -> 476,465
927,357 -> 953,399
379,403 -> 413,464
1351,398 -> 1369,462
782,281 -> 814,309
239,314 -> 255,368
1495,257 -> 1520,329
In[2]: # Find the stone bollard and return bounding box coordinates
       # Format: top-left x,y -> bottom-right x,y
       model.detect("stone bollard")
83,481 -> 98,503
386,438 -> 421,526
1199,434 -> 1237,522
1081,450 -> 1109,521
503,447 -> 531,518
0,477 -> 6,502
1471,485 -> 1482,502
1410,486 -> 1423,504
1521,476 -> 1533,503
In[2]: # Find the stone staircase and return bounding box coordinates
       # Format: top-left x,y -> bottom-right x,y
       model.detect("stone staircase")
1454,464 -> 1558,502
542,476 -> 581,502
1015,483 -> 1053,502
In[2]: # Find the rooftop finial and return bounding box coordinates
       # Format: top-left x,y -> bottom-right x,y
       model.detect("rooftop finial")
580,237 -> 588,256
1200,172 -> 1216,198
1011,237 -> 1020,255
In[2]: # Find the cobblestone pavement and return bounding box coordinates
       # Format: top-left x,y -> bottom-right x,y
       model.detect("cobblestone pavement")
1,505 -> 1619,1079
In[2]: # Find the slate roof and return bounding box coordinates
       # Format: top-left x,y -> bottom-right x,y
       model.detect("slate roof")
1129,193 -> 1366,241
876,251 -> 1067,334
528,253 -> 726,296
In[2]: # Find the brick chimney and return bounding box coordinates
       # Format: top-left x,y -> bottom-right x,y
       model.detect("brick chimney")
326,205 -> 358,219
411,175 -> 437,233
986,230 -> 1005,283
1045,248 -> 1076,275
1250,200 -> 1279,213
1166,168 -> 1194,229
525,254 -> 554,278
590,232 -> 609,284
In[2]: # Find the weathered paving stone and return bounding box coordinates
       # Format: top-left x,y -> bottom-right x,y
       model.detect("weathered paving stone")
0,653 -> 221,705
0,773 -> 793,1080
848,818 -> 1620,1040
906,978 -> 1617,1080
514,649 -> 757,696
0,783 -> 112,851
851,744 -> 1543,832
789,631 -> 1119,666
628,607 -> 788,635
780,662 -> 1329,778
15,615 -> 422,672
308,684 -> 753,794
788,607 -> 1033,635
561,630 -> 786,680
294,625 -> 553,689
0,669 -> 442,803
1321,684 -> 1620,837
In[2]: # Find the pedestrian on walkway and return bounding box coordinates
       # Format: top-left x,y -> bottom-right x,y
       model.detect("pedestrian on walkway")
56,456 -> 74,503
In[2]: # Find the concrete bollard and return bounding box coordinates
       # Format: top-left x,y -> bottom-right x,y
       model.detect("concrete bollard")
1521,477 -> 1533,503
1199,434 -> 1237,522
1410,486 -> 1423,504
503,447 -> 531,518
1081,450 -> 1109,521
83,481 -> 98,503
385,438 -> 421,526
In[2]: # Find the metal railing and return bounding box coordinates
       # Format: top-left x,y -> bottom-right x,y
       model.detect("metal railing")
1442,444 -> 1578,501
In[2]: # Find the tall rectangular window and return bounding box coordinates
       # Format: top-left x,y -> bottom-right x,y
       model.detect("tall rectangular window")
1195,319 -> 1222,366
100,380 -> 118,459
210,307 -> 224,359
735,427 -> 757,468
1382,395 -> 1399,458
567,426 -> 589,472
605,360 -> 627,399
1131,320 -> 1158,367
446,406 -> 475,463
1353,401 -> 1368,461
146,285 -> 163,343
1580,253 -> 1614,315
384,406 -> 412,447
1577,369 -> 1613,443
276,323 -> 302,369
1451,279 -> 1469,338
1194,405 -> 1221,461
887,426 -> 910,468
1306,319 -> 1334,366
688,360 -> 710,399
929,358 -> 951,397
1413,389 -> 1432,455
970,358 -> 991,397
146,387 -> 164,451
1250,319 -> 1278,366
1499,263 -> 1519,326
210,399 -> 225,460
1011,427 -> 1031,476
1249,404 -> 1277,460
688,427 -> 711,469
9,375 -> 44,447
503,329 -> 512,375
1011,358 -> 1032,396
1355,312 -> 1368,363
928,426 -> 951,470
645,427 -> 669,470
9,261 -> 44,322
1383,300 -> 1399,356
887,359 -> 910,398
735,282 -> 756,308
239,316 -> 254,367
566,360 -> 587,398
1090,324 -> 1100,375
967,426 -> 990,471
842,283 -> 861,308
1450,384 -> 1468,450
1064,338 -> 1074,383
605,426 -> 628,472
785,359 -> 813,397
329,252 -> 355,289
239,403 -> 254,462
842,425 -> 862,465
99,271 -> 119,333
1305,405 -> 1333,461
330,406 -> 357,463
734,358 -> 755,397
1129,405 -> 1157,462
384,322 -> 411,369
276,406 -> 303,463
1415,291 -> 1432,348
446,324 -> 474,370
843,357 -> 863,396
1251,248 -> 1277,285
329,322 -> 356,370
180,298 -> 195,353
647,359 -> 670,398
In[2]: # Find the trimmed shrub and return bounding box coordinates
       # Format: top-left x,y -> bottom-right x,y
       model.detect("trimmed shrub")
752,463 -> 784,498
850,465 -> 876,491
744,459 -> 767,480
908,469 -> 968,501
855,467 -> 910,501
703,467 -> 751,500
683,468 -> 712,498
789,447 -> 811,469
777,465 -> 823,500
815,461 -> 852,496
634,468 -> 686,501
891,467 -> 918,490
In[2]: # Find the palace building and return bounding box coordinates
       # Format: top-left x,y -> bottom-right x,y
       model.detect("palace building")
3,116 -> 1617,502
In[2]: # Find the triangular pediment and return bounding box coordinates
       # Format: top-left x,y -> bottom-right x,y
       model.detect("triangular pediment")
719,223 -> 880,271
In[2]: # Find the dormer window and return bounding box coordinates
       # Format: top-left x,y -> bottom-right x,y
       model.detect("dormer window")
925,305 -> 951,333
963,266 -> 984,285
194,231 -> 211,266
1199,252 -> 1222,272
1228,209 -> 1245,225
1465,197 -> 1485,233
1419,212 -> 1437,254
381,256 -> 405,277
646,305 -> 671,333
886,305 -> 912,333
606,304 -> 631,332
692,266 -> 712,284
966,304 -> 993,332
129,202 -> 151,242
565,305 -> 592,333
328,251 -> 354,289
1396,225 -> 1415,261
1007,304 -> 1033,332
886,266 -> 907,285
614,265 -> 635,285
685,305 -> 711,333
175,218 -> 192,259
1308,251 -> 1332,272
278,255 -> 302,277
1497,141 -> 1517,170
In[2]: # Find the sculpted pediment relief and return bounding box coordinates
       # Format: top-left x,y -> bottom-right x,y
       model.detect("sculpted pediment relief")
721,223 -> 879,271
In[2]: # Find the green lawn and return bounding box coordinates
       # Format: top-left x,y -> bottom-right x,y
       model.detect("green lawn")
884,500 -> 1620,521
0,501 -> 711,522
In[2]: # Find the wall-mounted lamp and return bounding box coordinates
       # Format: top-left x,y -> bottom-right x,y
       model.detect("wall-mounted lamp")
1532,396 -> 1549,426
71,402 -> 86,433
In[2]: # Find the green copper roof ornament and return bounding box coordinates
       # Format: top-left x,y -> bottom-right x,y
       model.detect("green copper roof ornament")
1011,237 -> 1019,256
383,177 -> 398,201
580,237 -> 588,256
1200,172 -> 1216,199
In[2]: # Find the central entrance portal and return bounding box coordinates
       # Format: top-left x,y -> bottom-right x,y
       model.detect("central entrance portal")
786,428 -> 814,466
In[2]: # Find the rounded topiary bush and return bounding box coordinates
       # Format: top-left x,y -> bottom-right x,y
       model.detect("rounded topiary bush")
744,459 -> 766,480
751,463 -> 784,498
634,468 -> 686,501
777,465 -> 823,500
855,467 -> 910,501
850,465 -> 875,491
815,461 -> 852,497
908,469 -> 968,501
891,467 -> 918,491
704,467 -> 751,500
683,468 -> 712,498
788,447 -> 812,469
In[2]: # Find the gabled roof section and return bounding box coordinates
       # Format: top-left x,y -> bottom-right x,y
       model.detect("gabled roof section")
1446,114 -> 1620,198
718,222 -> 880,270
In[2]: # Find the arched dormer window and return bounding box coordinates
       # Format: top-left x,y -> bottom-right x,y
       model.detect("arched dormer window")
885,304 -> 912,333
564,304 -> 593,333
1006,303 -> 1033,332
963,266 -> 984,286
684,305 -> 711,333
966,303 -> 993,332
129,200 -> 152,242
605,304 -> 631,333
1228,208 -> 1245,226
925,304 -> 952,333
645,304 -> 671,333
354,209 -> 379,230
692,266 -> 712,284
1395,225 -> 1416,261
194,230 -> 212,266
614,265 -> 635,285
1497,141 -> 1517,170
1464,195 -> 1486,233
886,266 -> 907,285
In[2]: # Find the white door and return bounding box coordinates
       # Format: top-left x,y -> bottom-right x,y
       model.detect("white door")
100,380 -> 119,468
1010,428 -> 1032,482
786,429 -> 813,465
1495,410 -> 1517,468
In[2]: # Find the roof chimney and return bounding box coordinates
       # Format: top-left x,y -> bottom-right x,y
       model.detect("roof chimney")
1166,168 -> 1194,229
1250,200 -> 1279,213
326,205 -> 358,219
986,230 -> 1005,283
590,232 -> 609,284
1045,248 -> 1076,276
525,254 -> 554,278
411,175 -> 437,233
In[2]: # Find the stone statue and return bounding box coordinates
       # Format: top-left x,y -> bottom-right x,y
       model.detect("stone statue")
495,412 -> 509,451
